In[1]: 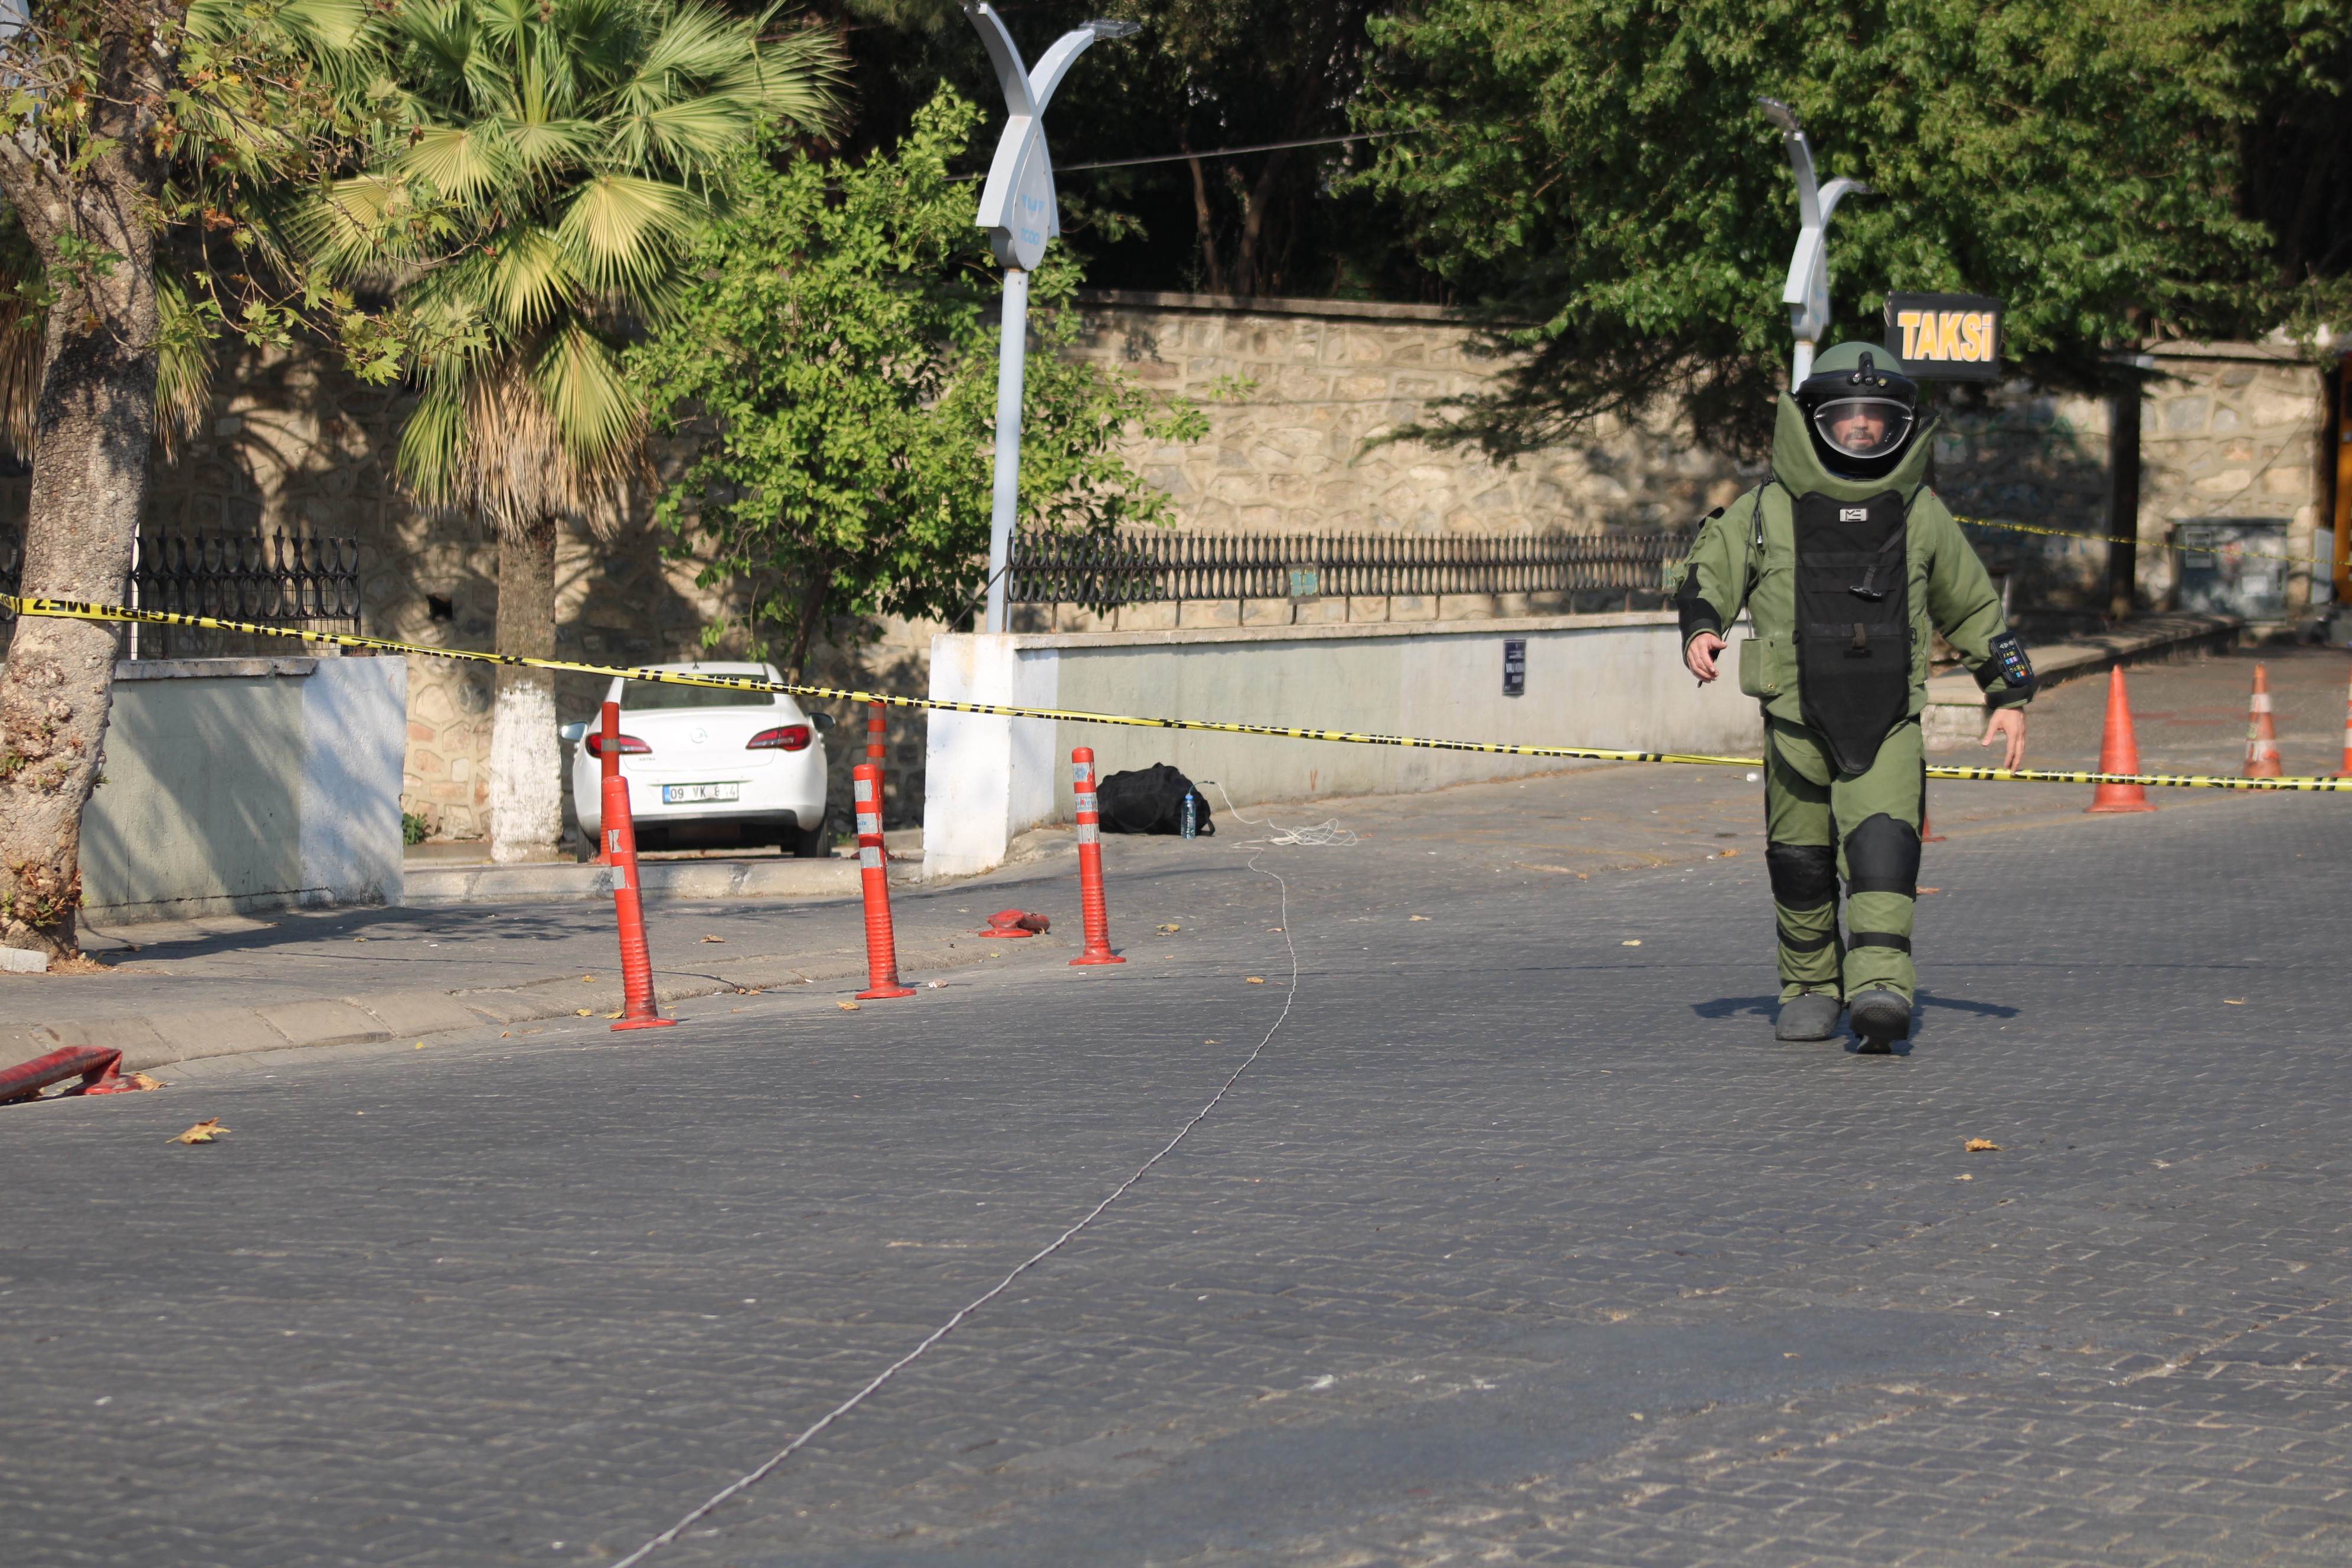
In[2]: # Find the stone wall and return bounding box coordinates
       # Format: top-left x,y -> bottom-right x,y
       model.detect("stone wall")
95,306 -> 2342,842
1929,340 -> 2334,618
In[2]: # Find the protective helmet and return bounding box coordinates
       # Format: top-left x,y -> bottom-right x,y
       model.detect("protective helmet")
1795,342 -> 1919,478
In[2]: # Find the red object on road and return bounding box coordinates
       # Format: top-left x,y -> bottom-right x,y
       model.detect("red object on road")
2088,665 -> 2158,813
602,763 -> 677,1031
981,909 -> 1050,937
2243,662 -> 2284,779
853,763 -> 916,999
1069,747 -> 1125,967
593,700 -> 620,865
2334,659 -> 2352,777
0,1046 -> 142,1104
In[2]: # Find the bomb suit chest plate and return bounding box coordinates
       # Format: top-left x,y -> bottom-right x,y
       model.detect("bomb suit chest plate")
1792,489 -> 1912,774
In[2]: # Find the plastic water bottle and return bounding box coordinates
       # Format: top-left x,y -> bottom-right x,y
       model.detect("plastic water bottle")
1180,791 -> 1198,839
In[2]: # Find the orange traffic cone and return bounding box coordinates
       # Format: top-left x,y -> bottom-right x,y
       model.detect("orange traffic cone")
2243,663 -> 2284,779
1920,804 -> 1946,842
2334,659 -> 2352,778
2088,665 -> 2157,812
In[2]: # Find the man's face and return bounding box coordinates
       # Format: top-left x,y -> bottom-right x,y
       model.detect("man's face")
1830,404 -> 1890,451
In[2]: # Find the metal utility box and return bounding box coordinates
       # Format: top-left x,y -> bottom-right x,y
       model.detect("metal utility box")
2173,518 -> 2293,621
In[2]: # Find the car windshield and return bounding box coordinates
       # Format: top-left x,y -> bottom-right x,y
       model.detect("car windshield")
619,678 -> 781,713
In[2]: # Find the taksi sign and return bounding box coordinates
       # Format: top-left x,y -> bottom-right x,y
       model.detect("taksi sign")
1883,293 -> 2004,381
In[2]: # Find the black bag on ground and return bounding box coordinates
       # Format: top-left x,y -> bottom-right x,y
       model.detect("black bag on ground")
1095,763 -> 1214,835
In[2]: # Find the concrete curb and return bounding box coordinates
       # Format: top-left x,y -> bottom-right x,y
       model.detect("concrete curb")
401,855 -> 861,906
0,929 -> 1073,1076
1923,612 -> 2241,749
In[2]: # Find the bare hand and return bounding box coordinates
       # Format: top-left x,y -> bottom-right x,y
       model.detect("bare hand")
1684,631 -> 1727,684
1981,706 -> 2027,772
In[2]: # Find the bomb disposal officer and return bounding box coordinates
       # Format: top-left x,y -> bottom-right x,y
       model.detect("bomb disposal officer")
1674,340 -> 2034,1051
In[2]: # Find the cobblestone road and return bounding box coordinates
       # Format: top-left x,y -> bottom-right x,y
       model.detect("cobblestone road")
6,675 -> 2351,1565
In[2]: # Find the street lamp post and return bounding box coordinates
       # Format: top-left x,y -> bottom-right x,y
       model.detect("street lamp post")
962,4 -> 1139,634
1758,97 -> 1870,390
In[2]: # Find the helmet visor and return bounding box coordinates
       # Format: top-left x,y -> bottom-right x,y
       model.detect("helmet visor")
1812,396 -> 1913,460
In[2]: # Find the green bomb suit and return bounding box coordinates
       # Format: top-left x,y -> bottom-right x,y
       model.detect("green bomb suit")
1674,392 -> 2030,1009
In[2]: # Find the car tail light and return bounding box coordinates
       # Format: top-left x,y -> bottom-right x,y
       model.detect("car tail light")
585,733 -> 651,757
747,724 -> 813,752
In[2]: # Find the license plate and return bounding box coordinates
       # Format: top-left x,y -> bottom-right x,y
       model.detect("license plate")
661,783 -> 740,805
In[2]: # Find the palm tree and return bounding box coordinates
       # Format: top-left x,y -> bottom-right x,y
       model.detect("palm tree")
315,0 -> 842,860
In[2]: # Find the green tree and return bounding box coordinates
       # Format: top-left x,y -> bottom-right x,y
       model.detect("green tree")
1354,0 -> 2291,459
312,0 -> 844,860
629,89 -> 1206,674
0,0 -> 411,962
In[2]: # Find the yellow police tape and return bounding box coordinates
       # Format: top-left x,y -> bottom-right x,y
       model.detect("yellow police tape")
1957,514 -> 2335,573
6,590 -> 2349,792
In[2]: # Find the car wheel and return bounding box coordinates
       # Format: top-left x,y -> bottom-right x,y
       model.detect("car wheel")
790,824 -> 829,859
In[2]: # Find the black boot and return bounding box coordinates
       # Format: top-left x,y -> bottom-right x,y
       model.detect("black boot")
1775,988 -> 1843,1041
1848,989 -> 1912,1054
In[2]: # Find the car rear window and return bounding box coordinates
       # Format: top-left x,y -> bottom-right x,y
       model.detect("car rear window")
619,678 -> 782,712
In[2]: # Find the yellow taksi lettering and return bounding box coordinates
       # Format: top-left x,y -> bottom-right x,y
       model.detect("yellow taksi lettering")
1936,311 -> 1963,360
1898,310 -> 1923,360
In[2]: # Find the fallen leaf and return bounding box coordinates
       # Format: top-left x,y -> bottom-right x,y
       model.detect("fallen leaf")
2223,998 -> 2246,1005
928,979 -> 947,989
1720,848 -> 1739,857
127,1073 -> 164,1090
1955,1172 -> 1974,1181
700,935 -> 726,944
1578,873 -> 1589,880
1622,939 -> 1642,947
1408,915 -> 1430,922
837,1001 -> 861,1011
170,1119 -> 227,1145
1965,1138 -> 2001,1152
1246,976 -> 1266,984
1157,923 -> 1181,934
574,1008 -> 594,1017
1268,927 -> 1284,932
605,1011 -> 624,1020
581,975 -> 595,983
413,1041 -> 425,1050
1919,887 -> 1941,895
351,936 -> 367,943
499,1031 -> 512,1038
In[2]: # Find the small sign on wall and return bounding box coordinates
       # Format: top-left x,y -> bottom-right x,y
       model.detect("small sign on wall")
1286,563 -> 1322,600
1883,292 -> 2004,381
1502,638 -> 1527,698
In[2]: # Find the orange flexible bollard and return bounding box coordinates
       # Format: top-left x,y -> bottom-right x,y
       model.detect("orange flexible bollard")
2243,662 -> 2284,779
2334,658 -> 2352,777
1069,747 -> 1125,966
853,763 -> 915,999
590,699 -> 620,864
866,699 -> 887,798
2087,665 -> 2158,813
603,763 -> 676,1031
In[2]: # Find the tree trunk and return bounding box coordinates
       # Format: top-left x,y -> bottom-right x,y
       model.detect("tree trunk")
489,514 -> 564,862
0,48 -> 166,962
1183,148 -> 1227,294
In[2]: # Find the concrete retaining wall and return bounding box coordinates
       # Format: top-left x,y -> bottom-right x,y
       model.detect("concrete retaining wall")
922,613 -> 1761,878
83,655 -> 407,923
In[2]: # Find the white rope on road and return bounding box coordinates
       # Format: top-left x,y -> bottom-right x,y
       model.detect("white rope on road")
611,855 -> 1303,1566
1204,780 -> 1360,847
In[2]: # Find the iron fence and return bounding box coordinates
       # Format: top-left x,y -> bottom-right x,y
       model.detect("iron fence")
1007,530 -> 1692,610
2,529 -> 362,655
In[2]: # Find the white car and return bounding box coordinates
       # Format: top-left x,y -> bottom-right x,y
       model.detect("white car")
563,663 -> 834,858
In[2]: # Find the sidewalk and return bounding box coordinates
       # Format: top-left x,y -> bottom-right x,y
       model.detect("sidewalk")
0,645 -> 2312,1080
